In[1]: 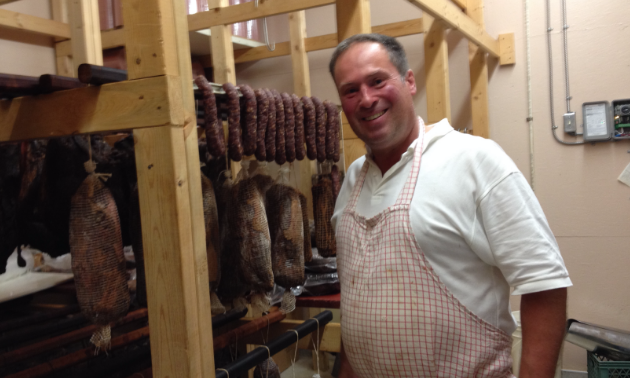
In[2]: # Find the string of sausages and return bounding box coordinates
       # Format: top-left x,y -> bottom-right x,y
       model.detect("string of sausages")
194,76 -> 341,164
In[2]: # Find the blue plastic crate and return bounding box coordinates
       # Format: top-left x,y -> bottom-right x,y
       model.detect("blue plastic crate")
588,352 -> 630,378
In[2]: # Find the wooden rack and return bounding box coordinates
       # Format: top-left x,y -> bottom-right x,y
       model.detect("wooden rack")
0,0 -> 514,376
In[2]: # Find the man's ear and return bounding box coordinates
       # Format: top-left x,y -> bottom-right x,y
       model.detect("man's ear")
405,69 -> 417,95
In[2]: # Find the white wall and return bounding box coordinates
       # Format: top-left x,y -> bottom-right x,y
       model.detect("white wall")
0,0 -> 56,76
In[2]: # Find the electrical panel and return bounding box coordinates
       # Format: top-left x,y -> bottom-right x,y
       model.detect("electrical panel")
612,99 -> 630,140
582,101 -> 612,142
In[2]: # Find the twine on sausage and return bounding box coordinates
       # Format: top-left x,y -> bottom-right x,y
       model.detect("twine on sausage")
217,368 -> 229,378
311,318 -> 321,378
258,345 -> 272,378
287,329 -> 300,378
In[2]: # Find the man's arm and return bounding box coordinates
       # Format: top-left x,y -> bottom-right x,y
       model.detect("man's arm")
518,287 -> 567,378
337,342 -> 356,378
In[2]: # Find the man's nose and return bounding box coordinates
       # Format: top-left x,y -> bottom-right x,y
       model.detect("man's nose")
358,86 -> 377,108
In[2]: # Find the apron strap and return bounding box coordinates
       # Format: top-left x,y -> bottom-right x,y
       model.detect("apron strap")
394,118 -> 426,207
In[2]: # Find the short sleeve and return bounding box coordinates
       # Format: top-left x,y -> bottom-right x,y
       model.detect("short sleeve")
476,173 -> 572,295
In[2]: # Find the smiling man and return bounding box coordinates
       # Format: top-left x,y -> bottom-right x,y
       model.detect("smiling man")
329,34 -> 571,378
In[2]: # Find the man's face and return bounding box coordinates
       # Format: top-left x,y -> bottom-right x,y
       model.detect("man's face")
333,42 -> 417,153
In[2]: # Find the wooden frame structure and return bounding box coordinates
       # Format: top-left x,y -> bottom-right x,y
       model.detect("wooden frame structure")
0,0 -> 514,376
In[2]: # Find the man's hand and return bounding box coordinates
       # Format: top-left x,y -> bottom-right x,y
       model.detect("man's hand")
518,288 -> 567,378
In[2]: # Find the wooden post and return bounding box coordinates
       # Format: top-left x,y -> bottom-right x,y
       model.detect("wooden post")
467,0 -> 489,138
336,0 -> 371,168
288,10 -> 316,219
208,0 -> 240,178
423,14 -> 451,124
69,0 -> 103,69
51,0 -> 73,77
122,0 -> 214,376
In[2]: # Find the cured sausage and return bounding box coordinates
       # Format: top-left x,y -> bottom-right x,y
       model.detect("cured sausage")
331,164 -> 341,202
292,94 -> 305,161
272,90 -> 286,165
301,96 -> 317,161
254,88 -> 269,161
264,89 -> 276,162
282,92 -> 296,163
324,101 -> 337,161
223,82 -> 243,161
195,76 -> 225,157
239,84 -> 257,156
311,96 -> 327,163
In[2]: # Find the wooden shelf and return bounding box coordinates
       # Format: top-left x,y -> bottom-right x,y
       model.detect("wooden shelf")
189,29 -> 264,56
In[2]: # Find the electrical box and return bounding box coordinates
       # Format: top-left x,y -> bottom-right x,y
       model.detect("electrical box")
582,101 -> 612,142
563,112 -> 577,133
612,99 -> 630,140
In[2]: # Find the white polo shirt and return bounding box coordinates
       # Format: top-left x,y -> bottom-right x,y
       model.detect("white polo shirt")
332,118 -> 572,334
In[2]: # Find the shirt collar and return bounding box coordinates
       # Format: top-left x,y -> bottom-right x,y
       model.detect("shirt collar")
364,117 -> 453,178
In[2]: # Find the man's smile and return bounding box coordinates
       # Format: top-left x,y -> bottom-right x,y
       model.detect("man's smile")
362,109 -> 388,121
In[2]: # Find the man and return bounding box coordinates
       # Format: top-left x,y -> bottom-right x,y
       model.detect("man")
329,34 -> 571,378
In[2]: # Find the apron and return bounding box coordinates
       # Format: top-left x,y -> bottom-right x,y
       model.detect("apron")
336,122 -> 514,378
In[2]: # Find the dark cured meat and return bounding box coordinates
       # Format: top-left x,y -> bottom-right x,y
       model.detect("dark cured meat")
71,174 -> 130,349
254,89 -> 269,161
195,76 -> 225,158
301,96 -> 317,161
332,109 -> 340,162
324,100 -> 337,161
239,84 -> 257,156
331,164 -> 341,202
264,89 -> 277,163
129,185 -> 147,307
266,183 -> 304,289
272,90 -> 286,165
0,144 -> 20,275
201,172 -> 221,288
281,93 -> 296,163
292,94 -> 305,161
311,96 -> 327,163
299,193 -> 312,263
223,82 -> 243,161
312,176 -> 336,257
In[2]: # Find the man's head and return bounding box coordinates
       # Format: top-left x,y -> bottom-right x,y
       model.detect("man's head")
329,33 -> 410,83
329,34 -> 418,161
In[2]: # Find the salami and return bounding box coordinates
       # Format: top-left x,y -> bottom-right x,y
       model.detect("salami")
195,76 -> 225,158
272,90 -> 286,165
223,82 -> 243,161
239,84 -> 257,156
265,89 -> 277,162
311,96 -> 327,163
282,93 -> 296,163
331,164 -> 341,202
324,100 -> 338,161
292,94 -> 305,161
254,89 -> 269,161
301,96 -> 317,161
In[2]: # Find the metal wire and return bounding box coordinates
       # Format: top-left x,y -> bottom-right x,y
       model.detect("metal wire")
546,0 -> 585,145
562,0 -> 571,112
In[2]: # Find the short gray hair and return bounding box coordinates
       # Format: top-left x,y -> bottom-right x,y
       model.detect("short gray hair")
329,33 -> 410,81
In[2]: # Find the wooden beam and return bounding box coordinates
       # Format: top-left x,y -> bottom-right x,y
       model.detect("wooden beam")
336,0 -> 371,168
407,0 -> 500,58
466,0 -> 489,138
239,320 -> 341,353
0,8 -> 71,39
122,0 -> 213,376
0,75 -> 182,142
188,0 -> 335,31
69,0 -> 103,70
424,14 -> 451,124
217,19 -> 424,65
451,0 -> 466,11
52,0 -> 74,77
55,27 -> 124,58
336,0 -> 371,41
499,33 -> 515,65
0,0 -> 20,5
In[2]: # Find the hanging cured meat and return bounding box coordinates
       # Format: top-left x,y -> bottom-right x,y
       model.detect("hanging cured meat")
239,84 -> 257,156
292,94 -> 305,161
311,97 -> 327,163
312,175 -> 336,257
195,75 -> 226,158
301,96 -> 317,161
264,88 -> 277,163
223,82 -> 243,161
254,88 -> 269,161
70,174 -> 130,352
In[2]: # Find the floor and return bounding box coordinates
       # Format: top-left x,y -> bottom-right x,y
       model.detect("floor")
280,350 -> 337,378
